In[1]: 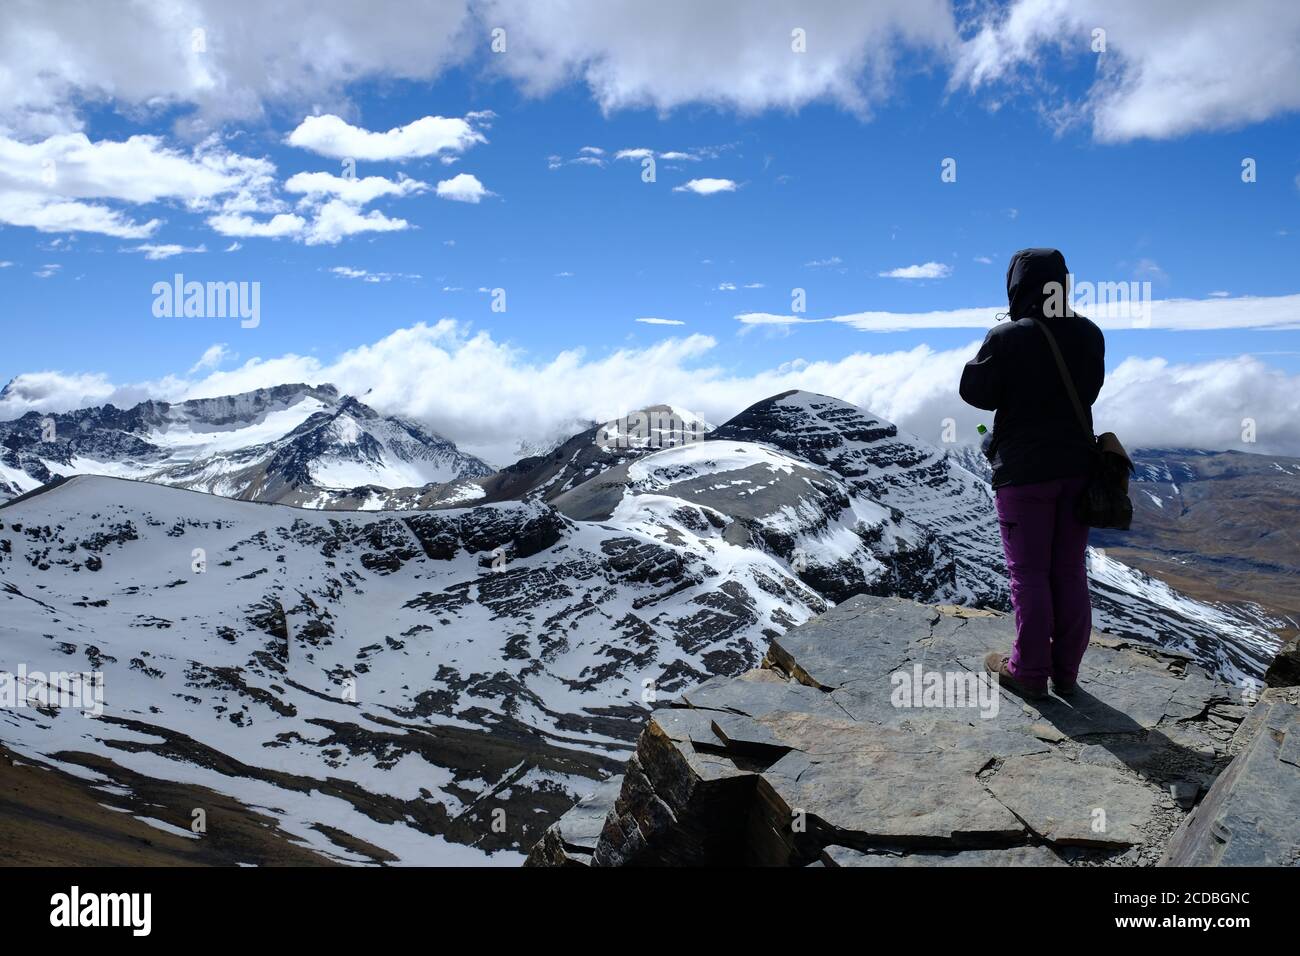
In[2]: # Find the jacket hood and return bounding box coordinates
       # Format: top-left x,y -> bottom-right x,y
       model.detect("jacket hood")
1006,248 -> 1070,320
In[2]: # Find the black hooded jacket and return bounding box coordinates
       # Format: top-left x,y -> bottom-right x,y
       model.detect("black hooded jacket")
960,248 -> 1105,488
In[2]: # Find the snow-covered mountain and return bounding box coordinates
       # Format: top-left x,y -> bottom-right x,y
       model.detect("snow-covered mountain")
0,384 -> 493,508
0,471 -> 824,863
475,403 -> 713,506
0,389 -> 1285,864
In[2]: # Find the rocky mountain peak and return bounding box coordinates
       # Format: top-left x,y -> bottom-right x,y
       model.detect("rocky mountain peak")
711,390 -> 906,471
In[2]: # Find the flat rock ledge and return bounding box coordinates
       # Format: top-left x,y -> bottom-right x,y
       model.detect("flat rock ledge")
527,595 -> 1299,867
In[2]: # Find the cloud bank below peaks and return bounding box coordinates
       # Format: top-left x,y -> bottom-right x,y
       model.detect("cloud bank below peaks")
4,320 -> 1299,465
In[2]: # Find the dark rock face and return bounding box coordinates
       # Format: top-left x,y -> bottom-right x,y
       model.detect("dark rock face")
1264,634 -> 1300,688
1162,686 -> 1300,866
531,595 -> 1268,867
708,391 -> 1004,609
523,778 -> 625,866
404,501 -> 568,562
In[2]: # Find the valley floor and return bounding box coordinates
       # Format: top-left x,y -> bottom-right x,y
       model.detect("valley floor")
0,745 -> 340,866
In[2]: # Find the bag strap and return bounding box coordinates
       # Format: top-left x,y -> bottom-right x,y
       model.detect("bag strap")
1029,318 -> 1095,442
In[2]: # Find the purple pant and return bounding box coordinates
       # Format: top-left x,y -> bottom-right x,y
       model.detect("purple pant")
994,475 -> 1092,689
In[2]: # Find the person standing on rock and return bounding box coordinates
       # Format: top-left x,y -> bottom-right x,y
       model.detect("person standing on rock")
959,248 -> 1105,700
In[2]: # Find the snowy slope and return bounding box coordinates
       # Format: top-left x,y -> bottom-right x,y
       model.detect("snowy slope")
0,472 -> 823,863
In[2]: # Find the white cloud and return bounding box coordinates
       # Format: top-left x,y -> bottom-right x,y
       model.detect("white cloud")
951,0 -> 1300,141
224,242 -> 241,252
974,255 -> 993,264
304,199 -> 410,244
33,263 -> 62,279
616,146 -> 708,161
736,292 -> 1300,332
736,313 -> 826,327
716,282 -> 737,291
673,177 -> 737,195
435,173 -> 491,203
0,133 -> 267,204
0,260 -> 12,267
879,261 -> 952,279
636,317 -> 685,325
330,266 -> 422,283
0,370 -> 121,410
286,113 -> 488,160
480,0 -> 956,115
560,144 -> 724,170
8,320 -> 1300,463
4,0 -> 1296,150
128,243 -> 207,260
0,131 -> 280,238
0,1 -> 476,136
202,163 -> 425,243
189,343 -> 234,373
1133,258 -> 1168,282
284,171 -> 428,204
206,165 -> 430,245
805,256 -> 843,267
207,211 -> 306,239
0,193 -> 159,237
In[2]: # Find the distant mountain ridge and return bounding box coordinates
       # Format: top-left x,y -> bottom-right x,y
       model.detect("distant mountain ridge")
0,383 -> 493,507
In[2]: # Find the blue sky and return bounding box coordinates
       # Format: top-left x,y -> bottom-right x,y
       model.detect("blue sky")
1,1 -> 1298,461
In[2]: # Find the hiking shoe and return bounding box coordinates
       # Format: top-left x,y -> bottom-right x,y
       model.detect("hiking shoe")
984,652 -> 1048,700
1052,679 -> 1079,698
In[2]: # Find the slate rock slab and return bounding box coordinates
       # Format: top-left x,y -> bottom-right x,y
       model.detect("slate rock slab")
821,844 -> 1065,867
985,753 -> 1162,847
680,673 -> 848,720
761,747 -> 1025,847
523,777 -> 623,866
1162,688 -> 1300,865
765,594 -> 934,689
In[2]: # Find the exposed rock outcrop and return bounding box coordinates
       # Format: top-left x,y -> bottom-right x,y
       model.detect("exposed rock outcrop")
1161,686 -> 1300,865
527,595 -> 1291,867
1264,634 -> 1300,688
